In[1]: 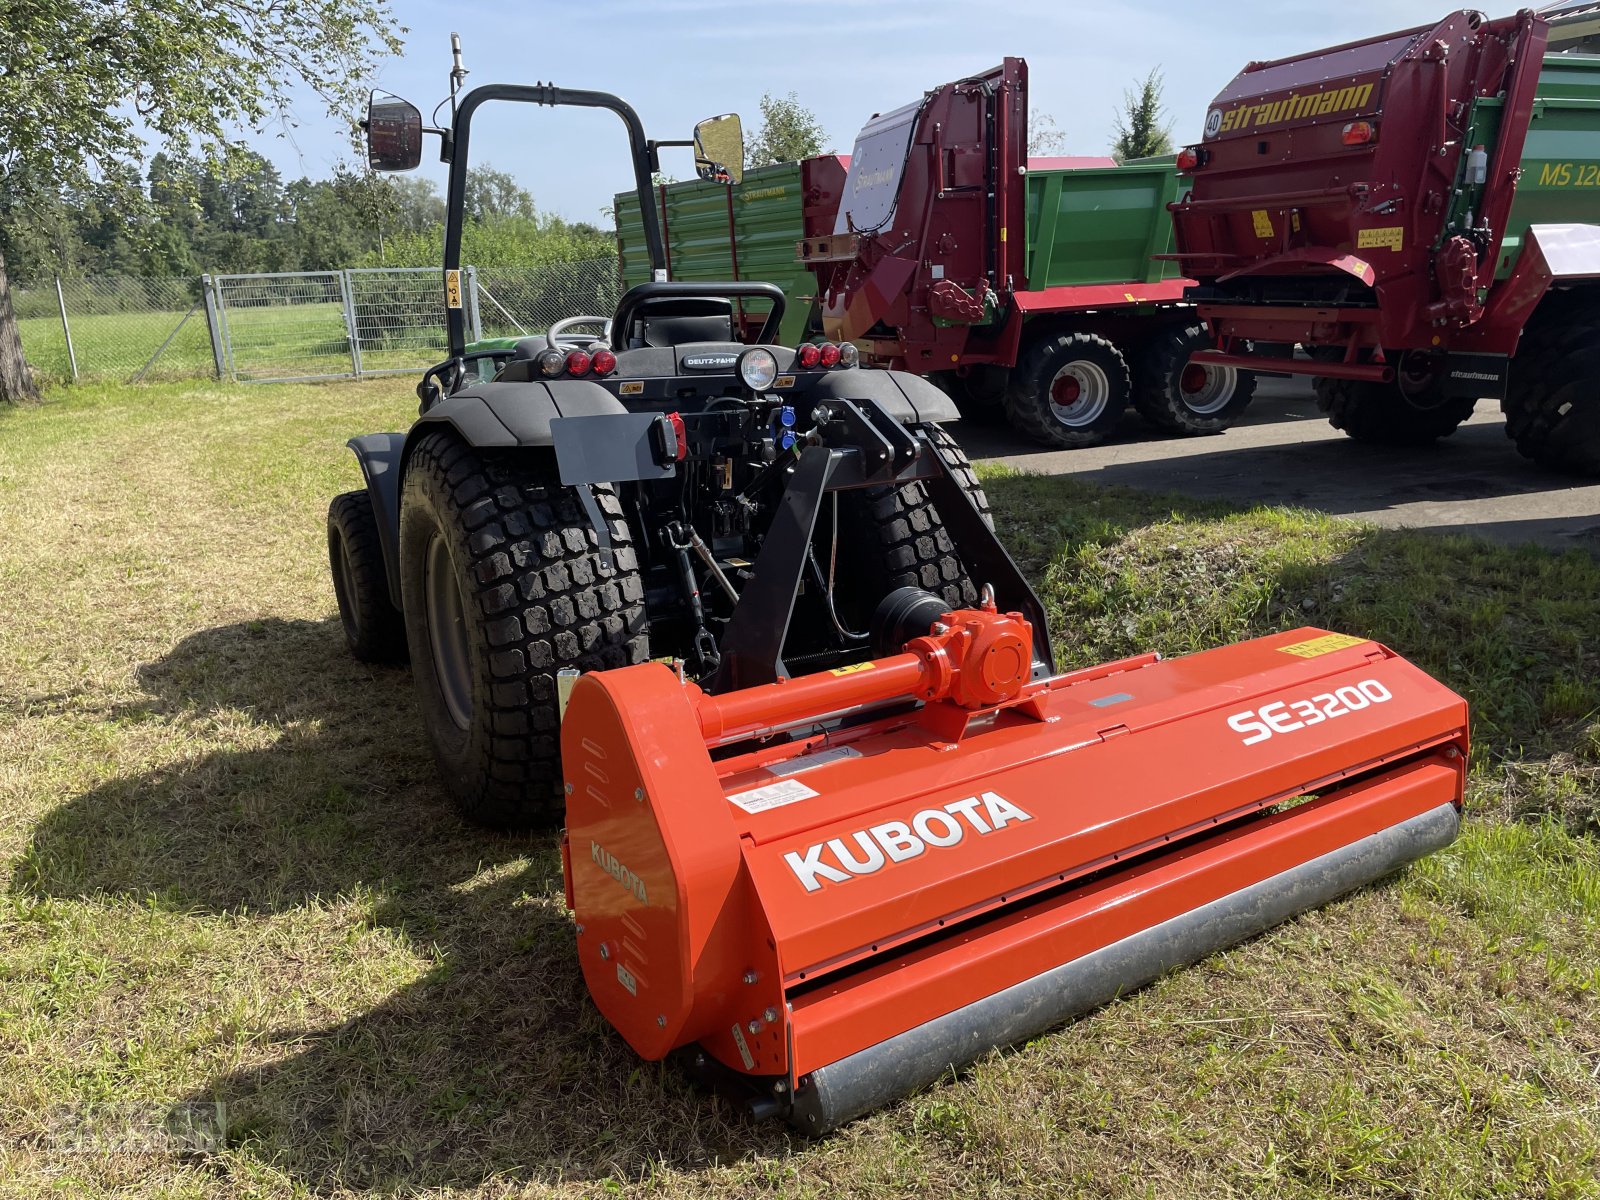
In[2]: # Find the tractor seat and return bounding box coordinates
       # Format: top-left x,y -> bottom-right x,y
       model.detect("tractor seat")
625,297 -> 734,349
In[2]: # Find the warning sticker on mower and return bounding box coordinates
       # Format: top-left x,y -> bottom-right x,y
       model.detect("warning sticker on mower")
1357,226 -> 1405,251
1278,632 -> 1369,659
1251,210 -> 1274,238
727,778 -> 819,814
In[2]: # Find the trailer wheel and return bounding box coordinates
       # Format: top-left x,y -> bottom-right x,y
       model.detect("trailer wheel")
328,489 -> 408,664
1314,360 -> 1475,446
1005,332 -> 1130,448
398,432 -> 650,829
843,425 -> 988,616
1502,313 -> 1600,474
1134,324 -> 1256,435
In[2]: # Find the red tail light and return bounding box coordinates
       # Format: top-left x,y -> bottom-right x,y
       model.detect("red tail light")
796,343 -> 822,369
591,348 -> 617,376
565,349 -> 592,376
818,342 -> 842,368
1176,147 -> 1200,172
1341,121 -> 1375,146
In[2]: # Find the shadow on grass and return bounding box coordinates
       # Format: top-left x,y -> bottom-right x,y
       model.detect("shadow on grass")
13,475 -> 1600,1189
13,616 -> 793,1188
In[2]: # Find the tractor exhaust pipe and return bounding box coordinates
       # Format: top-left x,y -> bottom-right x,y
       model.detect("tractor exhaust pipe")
787,801 -> 1459,1133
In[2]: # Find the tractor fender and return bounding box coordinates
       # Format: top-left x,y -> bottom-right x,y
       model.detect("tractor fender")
812,369 -> 961,425
410,379 -> 630,447
345,432 -> 407,610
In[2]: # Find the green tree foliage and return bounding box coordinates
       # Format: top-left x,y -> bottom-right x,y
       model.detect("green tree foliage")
1112,69 -> 1175,163
746,92 -> 828,168
0,0 -> 402,400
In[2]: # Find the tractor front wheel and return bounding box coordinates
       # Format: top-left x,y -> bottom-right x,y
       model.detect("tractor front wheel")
1005,332 -> 1130,449
328,490 -> 407,664
1134,324 -> 1256,435
398,432 -> 650,829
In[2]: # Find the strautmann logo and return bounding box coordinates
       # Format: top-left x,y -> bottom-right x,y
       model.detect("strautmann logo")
1205,82 -> 1375,137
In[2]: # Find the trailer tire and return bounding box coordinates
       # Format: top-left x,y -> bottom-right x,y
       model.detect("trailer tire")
1314,373 -> 1475,446
398,432 -> 650,829
1005,332 -> 1129,448
1503,317 -> 1600,474
1133,323 -> 1256,435
843,426 -> 988,616
328,490 -> 408,664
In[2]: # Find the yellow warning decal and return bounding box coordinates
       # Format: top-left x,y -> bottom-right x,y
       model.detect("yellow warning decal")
444,269 -> 463,309
1251,210 -> 1274,238
1358,226 -> 1405,251
829,662 -> 875,676
1279,632 -> 1369,659
618,380 -> 645,395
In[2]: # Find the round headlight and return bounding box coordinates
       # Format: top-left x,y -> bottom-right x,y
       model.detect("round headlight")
535,348 -> 566,377
739,347 -> 779,391
837,341 -> 860,368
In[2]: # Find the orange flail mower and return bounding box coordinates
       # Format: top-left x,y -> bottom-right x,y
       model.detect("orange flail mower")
562,594 -> 1467,1131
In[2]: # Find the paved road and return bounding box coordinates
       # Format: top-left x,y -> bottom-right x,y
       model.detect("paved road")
959,377 -> 1600,552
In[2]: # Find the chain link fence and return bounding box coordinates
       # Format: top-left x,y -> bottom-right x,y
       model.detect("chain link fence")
16,257 -> 623,386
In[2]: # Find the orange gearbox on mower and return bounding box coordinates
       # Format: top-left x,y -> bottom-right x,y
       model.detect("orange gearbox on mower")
562,592 -> 1466,1132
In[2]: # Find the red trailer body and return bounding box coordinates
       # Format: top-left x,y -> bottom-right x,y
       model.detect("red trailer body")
1168,8 -> 1600,469
797,60 -> 1257,449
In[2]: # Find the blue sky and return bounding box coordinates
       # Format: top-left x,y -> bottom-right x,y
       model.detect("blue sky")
252,0 -> 1463,223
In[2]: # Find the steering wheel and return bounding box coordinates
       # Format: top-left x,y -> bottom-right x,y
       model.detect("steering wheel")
546,315 -> 611,351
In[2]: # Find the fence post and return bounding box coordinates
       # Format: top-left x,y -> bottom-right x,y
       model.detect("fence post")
54,276 -> 79,381
340,270 -> 363,379
201,275 -> 227,380
465,265 -> 483,343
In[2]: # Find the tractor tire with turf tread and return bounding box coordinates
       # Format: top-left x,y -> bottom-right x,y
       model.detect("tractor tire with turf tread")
1502,307 -> 1600,474
327,489 -> 407,664
1133,323 -> 1256,435
844,425 -> 988,616
1314,375 -> 1476,446
1004,331 -> 1130,449
398,431 -> 650,830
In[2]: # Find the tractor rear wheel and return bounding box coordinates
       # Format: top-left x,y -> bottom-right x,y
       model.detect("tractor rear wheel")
842,425 -> 988,619
1314,356 -> 1475,446
398,432 -> 650,829
1005,332 -> 1130,448
1502,308 -> 1600,474
327,489 -> 407,664
1134,323 -> 1256,435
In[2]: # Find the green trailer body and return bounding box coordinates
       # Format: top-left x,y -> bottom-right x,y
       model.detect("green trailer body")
1021,159 -> 1184,289
1489,54 -> 1600,278
615,160 -> 844,346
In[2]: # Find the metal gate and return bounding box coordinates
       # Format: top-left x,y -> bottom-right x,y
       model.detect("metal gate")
211,271 -> 355,384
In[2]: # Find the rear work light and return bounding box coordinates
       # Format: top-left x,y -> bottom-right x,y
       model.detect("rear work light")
565,349 -> 593,376
818,342 -> 842,368
838,341 -> 859,368
535,348 -> 565,377
1342,121 -> 1375,146
591,348 -> 617,376
1176,147 -> 1200,172
795,342 -> 822,369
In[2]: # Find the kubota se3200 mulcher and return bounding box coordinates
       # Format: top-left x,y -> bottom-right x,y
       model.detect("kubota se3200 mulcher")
335,46 -> 1469,1134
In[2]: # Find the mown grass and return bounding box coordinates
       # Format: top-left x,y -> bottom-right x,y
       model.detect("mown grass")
0,382 -> 1597,1198
16,304 -> 440,385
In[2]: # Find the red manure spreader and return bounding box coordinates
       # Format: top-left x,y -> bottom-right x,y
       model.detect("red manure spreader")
1170,7 -> 1600,470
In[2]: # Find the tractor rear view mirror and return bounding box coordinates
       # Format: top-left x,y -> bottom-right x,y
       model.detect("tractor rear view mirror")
693,113 -> 745,185
366,92 -> 424,172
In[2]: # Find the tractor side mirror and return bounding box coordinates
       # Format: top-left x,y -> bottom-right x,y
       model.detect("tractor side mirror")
366,91 -> 424,172
693,113 -> 745,185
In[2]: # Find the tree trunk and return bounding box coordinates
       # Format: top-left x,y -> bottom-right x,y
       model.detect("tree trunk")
0,247 -> 42,404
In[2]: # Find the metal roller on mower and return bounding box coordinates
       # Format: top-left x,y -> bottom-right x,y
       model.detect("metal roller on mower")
563,594 -> 1467,1132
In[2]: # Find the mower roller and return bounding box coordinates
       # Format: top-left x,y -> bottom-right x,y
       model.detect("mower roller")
564,596 -> 1466,1131
338,44 -> 1470,1134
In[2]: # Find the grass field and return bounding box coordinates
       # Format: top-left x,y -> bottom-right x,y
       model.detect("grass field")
1,380 -> 1597,1198
17,303 -> 442,385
